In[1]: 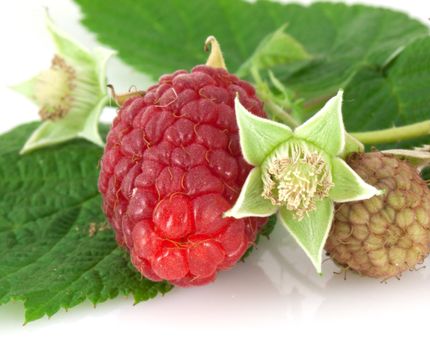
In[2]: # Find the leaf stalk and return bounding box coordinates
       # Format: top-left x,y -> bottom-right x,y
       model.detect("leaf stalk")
351,120 -> 430,145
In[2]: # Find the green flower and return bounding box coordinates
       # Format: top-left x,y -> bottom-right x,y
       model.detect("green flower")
12,14 -> 114,154
225,91 -> 381,273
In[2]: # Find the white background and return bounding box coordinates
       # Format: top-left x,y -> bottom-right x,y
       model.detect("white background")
1,1 -> 430,349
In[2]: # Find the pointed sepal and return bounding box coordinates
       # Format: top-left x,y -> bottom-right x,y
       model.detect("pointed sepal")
329,158 -> 381,202
224,167 -> 278,218
279,198 -> 334,273
46,13 -> 95,67
295,90 -> 345,156
235,97 -> 293,165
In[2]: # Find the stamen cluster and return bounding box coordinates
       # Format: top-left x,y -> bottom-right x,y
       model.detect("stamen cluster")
262,142 -> 333,219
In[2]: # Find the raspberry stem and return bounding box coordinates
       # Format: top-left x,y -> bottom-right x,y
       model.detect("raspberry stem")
263,98 -> 300,128
251,66 -> 300,128
107,84 -> 145,106
351,120 -> 430,144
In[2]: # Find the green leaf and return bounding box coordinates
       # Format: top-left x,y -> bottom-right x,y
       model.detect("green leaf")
0,123 -> 171,323
329,158 -> 380,202
237,25 -> 311,77
224,167 -> 277,219
271,7 -> 428,115
295,91 -> 345,156
74,0 -> 428,113
343,36 -> 430,149
235,97 -> 292,165
279,198 -> 334,273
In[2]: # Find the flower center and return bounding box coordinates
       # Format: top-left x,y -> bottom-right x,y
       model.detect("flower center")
262,141 -> 333,220
34,55 -> 76,121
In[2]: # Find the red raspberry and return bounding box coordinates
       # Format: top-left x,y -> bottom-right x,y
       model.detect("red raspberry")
99,65 -> 267,286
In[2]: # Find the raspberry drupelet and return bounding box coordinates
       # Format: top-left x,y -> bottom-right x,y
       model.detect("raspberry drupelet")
98,62 -> 268,286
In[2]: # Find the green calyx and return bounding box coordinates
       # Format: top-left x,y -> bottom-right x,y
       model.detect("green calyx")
12,14 -> 115,154
225,90 -> 380,272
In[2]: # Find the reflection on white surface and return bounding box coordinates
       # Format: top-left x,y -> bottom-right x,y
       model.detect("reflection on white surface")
118,220 -> 430,327
2,220 -> 429,348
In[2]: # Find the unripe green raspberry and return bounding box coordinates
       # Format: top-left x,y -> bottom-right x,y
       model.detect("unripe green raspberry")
325,152 -> 430,278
